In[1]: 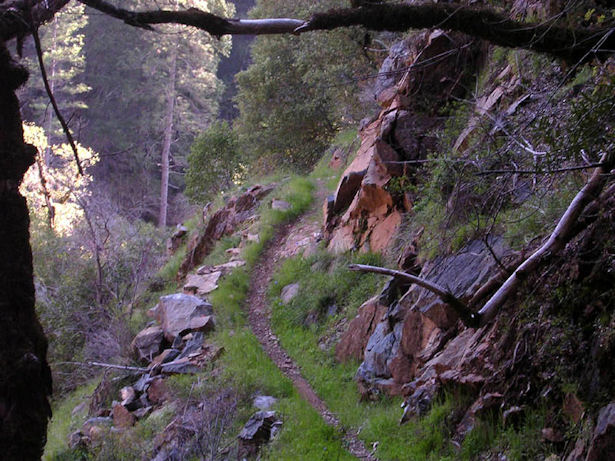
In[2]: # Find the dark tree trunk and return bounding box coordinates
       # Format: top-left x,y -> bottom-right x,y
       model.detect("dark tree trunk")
0,42 -> 52,460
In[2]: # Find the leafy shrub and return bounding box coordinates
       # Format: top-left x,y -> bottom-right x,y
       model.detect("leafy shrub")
185,120 -> 243,204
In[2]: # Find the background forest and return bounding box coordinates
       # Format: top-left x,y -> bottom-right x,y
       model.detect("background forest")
19,0 -> 380,396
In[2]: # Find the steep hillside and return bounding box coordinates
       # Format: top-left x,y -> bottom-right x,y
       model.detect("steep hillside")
41,2 -> 615,460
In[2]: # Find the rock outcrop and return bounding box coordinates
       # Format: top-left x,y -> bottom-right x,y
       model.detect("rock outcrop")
586,403 -> 615,461
179,184 -> 274,278
324,31 -> 480,253
354,239 -> 508,397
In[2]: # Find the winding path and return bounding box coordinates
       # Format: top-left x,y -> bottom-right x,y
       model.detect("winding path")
245,184 -> 376,460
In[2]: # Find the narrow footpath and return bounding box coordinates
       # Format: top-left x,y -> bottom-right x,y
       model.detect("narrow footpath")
245,182 -> 376,460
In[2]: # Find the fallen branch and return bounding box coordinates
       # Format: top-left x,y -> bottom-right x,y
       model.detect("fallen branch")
55,361 -> 149,373
476,153 -> 614,324
2,1 -> 615,62
348,263 -> 479,327
352,153 -> 614,328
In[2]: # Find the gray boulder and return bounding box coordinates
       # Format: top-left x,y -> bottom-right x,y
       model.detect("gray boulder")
587,402 -> 615,461
238,411 -> 282,457
152,294 -> 214,342
131,325 -> 164,363
280,283 -> 300,304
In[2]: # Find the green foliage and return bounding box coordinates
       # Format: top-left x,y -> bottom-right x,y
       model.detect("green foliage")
185,121 -> 243,204
21,3 -> 90,140
44,381 -> 98,460
32,211 -> 166,393
235,0 -> 376,173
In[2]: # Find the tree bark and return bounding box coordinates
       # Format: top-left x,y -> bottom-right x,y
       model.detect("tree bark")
158,41 -> 177,228
0,42 -> 51,460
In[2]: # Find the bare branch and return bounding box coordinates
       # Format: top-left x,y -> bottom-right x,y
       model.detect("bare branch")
77,0 -> 305,36
30,16 -> 83,174
477,162 -> 607,176
1,1 -> 614,63
348,263 -> 479,327
477,152 -> 615,325
55,361 -> 149,373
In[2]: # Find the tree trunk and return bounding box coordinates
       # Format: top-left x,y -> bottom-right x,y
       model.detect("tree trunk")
0,43 -> 52,460
158,42 -> 177,228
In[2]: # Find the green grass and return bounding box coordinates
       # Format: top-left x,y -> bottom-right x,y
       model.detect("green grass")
266,246 -> 557,460
202,175 -> 354,460
268,250 -> 473,460
44,380 -> 98,460
242,176 -> 315,266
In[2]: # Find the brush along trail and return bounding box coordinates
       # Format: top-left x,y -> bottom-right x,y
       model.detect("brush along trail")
245,180 -> 376,460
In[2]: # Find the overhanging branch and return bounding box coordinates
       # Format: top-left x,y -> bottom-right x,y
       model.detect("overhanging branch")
2,1 -> 615,62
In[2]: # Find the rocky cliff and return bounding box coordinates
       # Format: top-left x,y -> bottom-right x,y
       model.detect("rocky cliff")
324,4 -> 615,457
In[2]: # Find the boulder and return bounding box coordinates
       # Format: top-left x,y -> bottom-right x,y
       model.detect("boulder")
405,238 -> 508,330
586,403 -> 615,461
68,430 -> 89,450
147,378 -> 168,405
328,146 -> 349,169
183,272 -> 222,297
370,211 -> 401,253
238,411 -> 282,457
336,296 -> 388,362
280,283 -> 300,304
150,349 -> 180,369
153,294 -> 214,342
112,403 -> 135,429
133,406 -> 153,420
166,224 -> 188,255
356,321 -> 398,385
131,325 -> 164,363
565,439 -> 586,461
160,357 -> 201,375
254,395 -> 277,411
271,199 -> 291,211
374,37 -> 414,98
119,386 -> 136,407
81,417 -> 112,444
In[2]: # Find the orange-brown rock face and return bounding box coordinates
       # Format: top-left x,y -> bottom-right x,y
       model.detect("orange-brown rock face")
336,296 -> 388,363
323,30 -> 479,254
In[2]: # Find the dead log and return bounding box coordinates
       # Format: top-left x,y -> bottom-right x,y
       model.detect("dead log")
477,152 -> 614,325
350,152 -> 614,328
348,264 -> 479,327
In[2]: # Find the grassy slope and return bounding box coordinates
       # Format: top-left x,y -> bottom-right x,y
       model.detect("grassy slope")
45,176 -> 358,460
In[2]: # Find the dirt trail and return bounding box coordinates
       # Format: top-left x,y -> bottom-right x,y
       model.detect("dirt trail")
245,181 -> 376,460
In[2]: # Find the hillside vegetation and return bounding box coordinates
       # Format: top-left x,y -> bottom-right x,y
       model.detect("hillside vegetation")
9,0 -> 615,460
